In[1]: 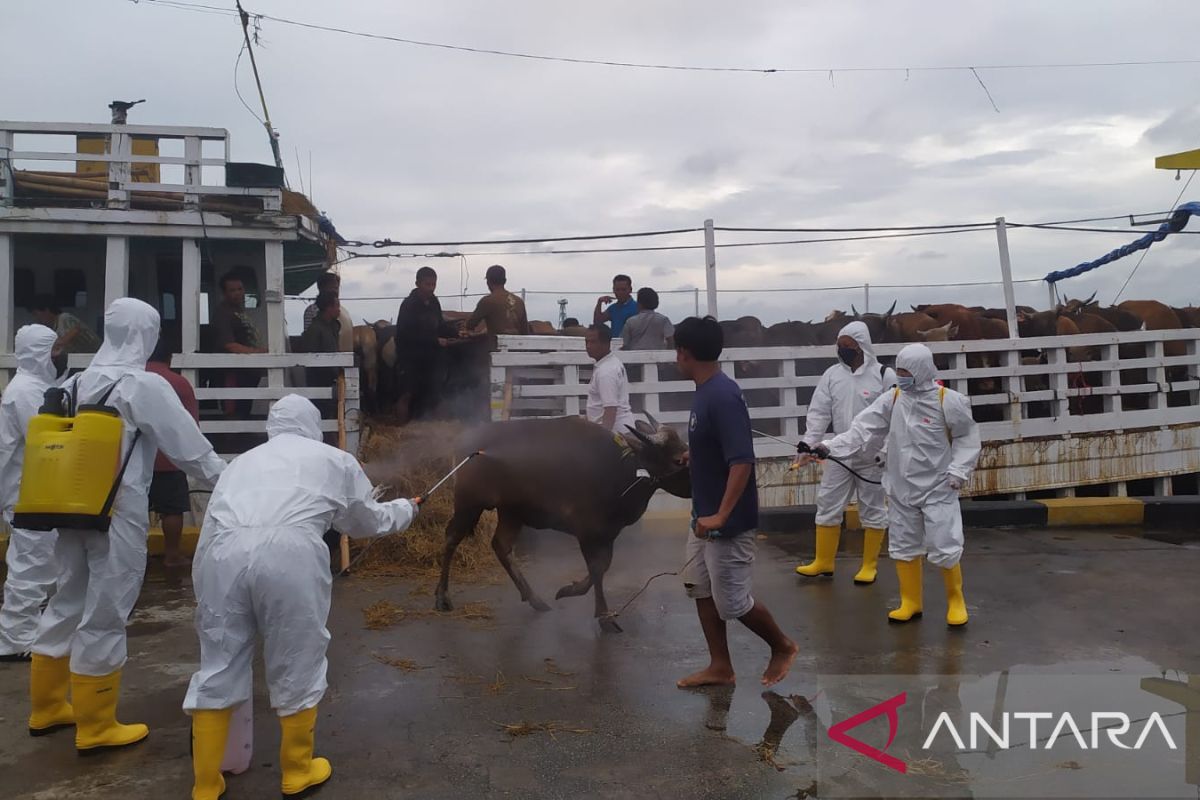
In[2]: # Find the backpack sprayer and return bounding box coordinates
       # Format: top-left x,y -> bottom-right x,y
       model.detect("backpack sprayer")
340,450 -> 483,576
13,379 -> 141,532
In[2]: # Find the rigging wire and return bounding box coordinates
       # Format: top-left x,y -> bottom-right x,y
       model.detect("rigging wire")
1112,169 -> 1198,304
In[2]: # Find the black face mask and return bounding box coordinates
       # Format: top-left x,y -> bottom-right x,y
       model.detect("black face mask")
838,347 -> 860,366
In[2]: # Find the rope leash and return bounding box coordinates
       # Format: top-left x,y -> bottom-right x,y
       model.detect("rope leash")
601,547 -> 704,622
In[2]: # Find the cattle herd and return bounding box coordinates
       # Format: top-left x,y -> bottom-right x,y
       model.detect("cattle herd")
349,294 -> 1200,425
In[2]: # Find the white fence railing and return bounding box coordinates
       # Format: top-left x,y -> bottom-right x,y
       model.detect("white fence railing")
491,331 -> 1200,505
0,121 -> 280,211
0,353 -> 358,446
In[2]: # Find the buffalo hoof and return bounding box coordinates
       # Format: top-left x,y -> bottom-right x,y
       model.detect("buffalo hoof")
434,595 -> 454,613
529,596 -> 552,613
555,581 -> 590,600
598,616 -> 624,634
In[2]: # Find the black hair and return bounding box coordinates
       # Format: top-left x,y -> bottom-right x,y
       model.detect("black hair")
416,266 -> 437,282
562,317 -> 580,328
485,264 -> 507,285
637,287 -> 660,310
29,294 -> 60,314
219,271 -> 244,292
316,291 -> 339,312
673,316 -> 723,362
316,272 -> 340,291
613,274 -> 633,288
588,324 -> 613,344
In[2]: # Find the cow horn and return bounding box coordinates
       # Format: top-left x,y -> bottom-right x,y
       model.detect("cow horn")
1084,291 -> 1097,306
643,411 -> 662,431
851,304 -> 860,317
626,426 -> 657,449
885,300 -> 897,317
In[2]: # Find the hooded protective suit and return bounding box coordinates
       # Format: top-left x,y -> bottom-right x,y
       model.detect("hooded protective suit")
804,321 -> 895,529
184,394 -> 416,716
34,298 -> 227,675
822,343 -> 980,567
0,325 -> 60,656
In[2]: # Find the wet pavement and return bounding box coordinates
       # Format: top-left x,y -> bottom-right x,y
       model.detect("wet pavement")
1,521 -> 1198,799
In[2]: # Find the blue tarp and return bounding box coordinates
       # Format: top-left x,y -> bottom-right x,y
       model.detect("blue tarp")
1044,201 -> 1200,284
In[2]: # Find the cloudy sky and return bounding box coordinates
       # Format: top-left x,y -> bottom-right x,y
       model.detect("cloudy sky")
8,0 -> 1200,326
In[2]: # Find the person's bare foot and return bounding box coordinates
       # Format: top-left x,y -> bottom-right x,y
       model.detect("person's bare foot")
762,641 -> 799,687
677,665 -> 736,689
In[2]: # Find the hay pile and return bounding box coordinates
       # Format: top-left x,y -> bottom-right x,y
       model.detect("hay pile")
354,420 -> 497,579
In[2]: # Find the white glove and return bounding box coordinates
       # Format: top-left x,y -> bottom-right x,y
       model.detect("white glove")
947,475 -> 964,491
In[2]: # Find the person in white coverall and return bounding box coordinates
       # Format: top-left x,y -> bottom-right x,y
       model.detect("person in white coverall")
184,394 -> 417,800
30,298 -> 226,752
0,326 -> 60,661
813,343 -> 980,626
795,321 -> 895,584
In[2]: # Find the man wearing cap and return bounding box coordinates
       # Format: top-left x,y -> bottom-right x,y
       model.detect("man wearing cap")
465,265 -> 531,349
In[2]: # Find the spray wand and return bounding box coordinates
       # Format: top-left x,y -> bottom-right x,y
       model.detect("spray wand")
751,429 -> 883,485
341,450 -> 484,576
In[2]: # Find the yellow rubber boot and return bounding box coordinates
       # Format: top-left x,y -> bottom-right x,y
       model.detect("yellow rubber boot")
29,654 -> 75,737
853,528 -> 886,585
191,709 -> 233,800
280,706 -> 332,797
71,670 -> 149,753
796,525 -> 840,577
942,564 -> 969,627
887,558 -> 924,623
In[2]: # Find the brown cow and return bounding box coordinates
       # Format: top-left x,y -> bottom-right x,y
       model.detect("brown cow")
913,304 -> 982,341
887,312 -> 938,342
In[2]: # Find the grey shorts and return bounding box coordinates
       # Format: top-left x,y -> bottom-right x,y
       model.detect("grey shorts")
681,529 -> 757,621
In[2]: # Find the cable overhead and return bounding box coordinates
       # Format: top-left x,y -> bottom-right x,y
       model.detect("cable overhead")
130,1 -> 1200,77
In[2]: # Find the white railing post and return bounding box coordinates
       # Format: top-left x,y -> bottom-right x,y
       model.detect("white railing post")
864,283 -> 870,314
180,239 -> 202,386
0,129 -> 13,206
694,287 -> 700,318
104,236 -> 129,309
1047,280 -> 1057,311
183,135 -> 202,210
995,217 -> 1019,338
1149,339 -> 1167,412
0,234 -> 13,377
642,361 -> 660,417
107,128 -> 132,210
704,218 -> 718,318
781,358 -> 799,442
563,364 -> 580,417
1047,345 -> 1071,420
264,241 -> 285,391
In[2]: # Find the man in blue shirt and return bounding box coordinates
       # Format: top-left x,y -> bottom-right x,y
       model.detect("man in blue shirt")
593,274 -> 638,338
674,316 -> 798,689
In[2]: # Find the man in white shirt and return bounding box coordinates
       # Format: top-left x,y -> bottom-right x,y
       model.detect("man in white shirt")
585,325 -> 637,432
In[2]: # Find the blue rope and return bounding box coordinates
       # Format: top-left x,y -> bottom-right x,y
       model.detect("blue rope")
1044,201 -> 1200,284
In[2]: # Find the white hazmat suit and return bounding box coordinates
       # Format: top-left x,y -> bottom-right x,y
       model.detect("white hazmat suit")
822,344 -> 980,625
183,394 -> 416,799
30,298 -> 226,751
796,322 -> 894,584
0,325 -> 60,659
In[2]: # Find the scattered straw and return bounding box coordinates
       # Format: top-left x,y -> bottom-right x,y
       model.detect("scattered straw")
544,658 -> 575,678
523,676 -> 554,686
361,599 -> 495,630
363,601 -> 407,630
487,670 -> 508,696
353,421 -> 499,581
495,721 -> 592,738
372,654 -> 429,672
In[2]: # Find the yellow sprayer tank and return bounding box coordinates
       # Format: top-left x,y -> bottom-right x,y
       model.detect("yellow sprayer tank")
13,406 -> 125,532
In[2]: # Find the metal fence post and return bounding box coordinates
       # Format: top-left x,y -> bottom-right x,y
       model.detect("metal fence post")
995,217 -> 1019,338
704,219 -> 718,318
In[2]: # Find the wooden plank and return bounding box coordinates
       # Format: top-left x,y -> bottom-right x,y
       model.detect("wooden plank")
171,353 -> 354,368
104,236 -> 129,308
194,387 -> 334,400
10,151 -> 225,166
201,419 -> 340,434
3,121 -> 228,138
0,234 -> 12,355
0,218 -> 298,242
117,183 -> 280,196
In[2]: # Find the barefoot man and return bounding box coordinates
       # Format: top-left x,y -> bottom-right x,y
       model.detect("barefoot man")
673,316 -> 798,689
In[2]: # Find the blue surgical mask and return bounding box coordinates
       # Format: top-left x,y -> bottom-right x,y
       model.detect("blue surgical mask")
897,376 -> 915,391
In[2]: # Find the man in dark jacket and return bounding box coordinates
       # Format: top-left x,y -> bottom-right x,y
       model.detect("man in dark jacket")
299,291 -> 342,419
395,267 -> 459,420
